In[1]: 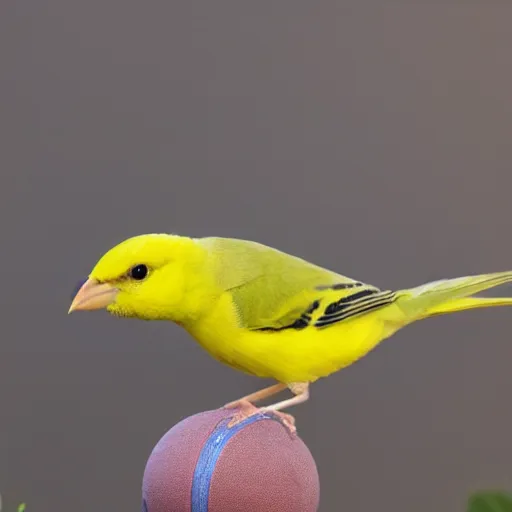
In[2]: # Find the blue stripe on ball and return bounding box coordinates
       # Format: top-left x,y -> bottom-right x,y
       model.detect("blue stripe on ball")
191,413 -> 274,512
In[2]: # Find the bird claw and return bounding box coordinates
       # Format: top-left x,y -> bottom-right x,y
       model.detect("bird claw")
224,399 -> 297,435
261,408 -> 297,435
224,399 -> 263,427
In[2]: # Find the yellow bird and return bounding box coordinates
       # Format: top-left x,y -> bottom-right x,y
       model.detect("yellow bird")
69,234 -> 512,431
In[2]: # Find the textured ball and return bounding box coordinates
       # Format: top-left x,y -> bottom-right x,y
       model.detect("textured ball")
142,407 -> 320,512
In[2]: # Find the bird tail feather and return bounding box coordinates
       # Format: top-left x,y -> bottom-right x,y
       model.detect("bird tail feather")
394,271 -> 512,321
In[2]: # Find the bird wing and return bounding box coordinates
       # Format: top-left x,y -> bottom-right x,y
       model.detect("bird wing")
197,237 -> 394,331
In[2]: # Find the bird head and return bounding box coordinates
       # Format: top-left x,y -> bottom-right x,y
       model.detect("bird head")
68,233 -> 204,321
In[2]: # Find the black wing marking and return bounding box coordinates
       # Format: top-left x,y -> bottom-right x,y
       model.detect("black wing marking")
315,282 -> 365,291
253,286 -> 397,332
315,289 -> 397,327
254,300 -> 321,332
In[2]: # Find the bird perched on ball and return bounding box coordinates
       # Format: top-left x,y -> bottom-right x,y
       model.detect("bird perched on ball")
69,233 -> 512,432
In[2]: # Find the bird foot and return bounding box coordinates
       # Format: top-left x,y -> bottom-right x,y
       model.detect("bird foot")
224,399 -> 297,435
224,398 -> 262,427
261,407 -> 297,435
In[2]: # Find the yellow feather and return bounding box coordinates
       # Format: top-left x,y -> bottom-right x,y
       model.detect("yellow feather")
79,234 -> 512,385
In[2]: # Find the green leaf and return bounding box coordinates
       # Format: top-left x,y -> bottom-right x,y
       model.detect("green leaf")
17,504 -> 26,512
468,491 -> 512,512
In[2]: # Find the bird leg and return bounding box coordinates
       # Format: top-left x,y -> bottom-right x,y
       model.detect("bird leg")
223,382 -> 287,409
262,382 -> 310,413
224,383 -> 287,428
225,382 -> 309,434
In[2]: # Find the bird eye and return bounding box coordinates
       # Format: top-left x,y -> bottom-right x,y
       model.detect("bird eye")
129,264 -> 148,280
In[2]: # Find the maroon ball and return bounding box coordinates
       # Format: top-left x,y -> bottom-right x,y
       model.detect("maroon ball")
142,407 -> 320,512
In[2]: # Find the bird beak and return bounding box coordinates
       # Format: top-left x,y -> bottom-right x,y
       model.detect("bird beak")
68,278 -> 119,314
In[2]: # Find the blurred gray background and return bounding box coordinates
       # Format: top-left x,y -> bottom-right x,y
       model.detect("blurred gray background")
1,2 -> 511,511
